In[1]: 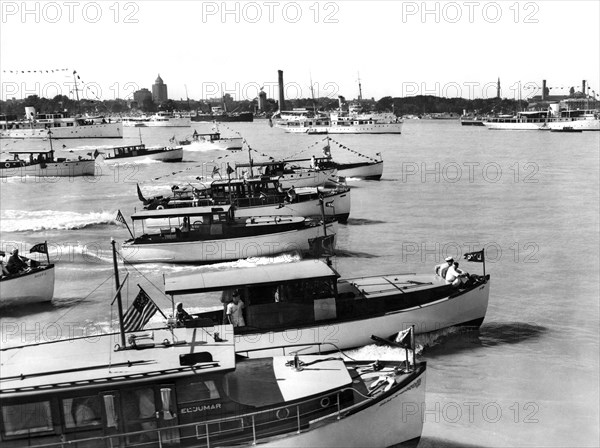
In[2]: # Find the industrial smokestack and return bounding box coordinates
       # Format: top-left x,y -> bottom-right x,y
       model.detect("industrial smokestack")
582,80 -> 587,96
542,80 -> 547,101
278,70 -> 285,112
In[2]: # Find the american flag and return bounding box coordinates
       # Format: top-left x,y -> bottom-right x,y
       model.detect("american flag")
123,287 -> 159,332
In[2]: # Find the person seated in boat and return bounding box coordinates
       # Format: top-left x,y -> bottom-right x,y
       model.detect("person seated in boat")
435,256 -> 454,279
286,186 -> 297,203
175,302 -> 192,327
180,217 -> 191,233
226,290 -> 245,327
310,155 -> 317,168
445,261 -> 469,287
6,249 -> 28,275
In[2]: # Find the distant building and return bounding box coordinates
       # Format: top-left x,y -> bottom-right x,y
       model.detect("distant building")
133,88 -> 152,106
527,79 -> 598,110
152,74 -> 168,104
258,89 -> 267,111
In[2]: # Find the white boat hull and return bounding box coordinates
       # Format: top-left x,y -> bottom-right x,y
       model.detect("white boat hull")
338,161 -> 383,180
259,368 -> 425,448
101,147 -> 183,165
122,222 -> 337,263
232,280 -> 490,358
194,136 -> 244,150
545,118 -> 600,131
0,160 -> 96,178
277,169 -> 337,188
483,121 -> 542,130
0,266 -> 55,306
144,117 -> 192,127
0,122 -> 122,139
234,189 -> 351,222
281,122 -> 403,134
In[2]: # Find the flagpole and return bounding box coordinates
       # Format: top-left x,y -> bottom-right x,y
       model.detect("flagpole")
45,240 -> 50,264
111,239 -> 126,349
411,325 -> 416,371
483,249 -> 486,277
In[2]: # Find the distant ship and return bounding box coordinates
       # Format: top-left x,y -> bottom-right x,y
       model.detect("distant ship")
122,111 -> 191,128
0,107 -> 122,139
191,106 -> 253,122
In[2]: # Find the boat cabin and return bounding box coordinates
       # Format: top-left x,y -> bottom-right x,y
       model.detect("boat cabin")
130,206 -> 234,241
3,149 -> 56,168
164,260 -> 458,333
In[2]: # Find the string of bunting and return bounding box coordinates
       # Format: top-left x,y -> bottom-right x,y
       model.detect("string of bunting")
139,152 -> 236,184
2,68 -> 70,74
283,137 -> 329,161
326,137 -> 380,162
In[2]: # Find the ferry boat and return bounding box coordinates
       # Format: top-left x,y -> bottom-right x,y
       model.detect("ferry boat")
0,148 -> 96,178
192,106 -> 254,123
543,108 -> 600,131
122,112 -> 191,128
0,324 -> 425,447
0,107 -> 122,139
483,108 -> 600,131
0,245 -> 55,307
120,205 -> 336,264
164,256 -> 491,356
98,143 -> 184,164
276,100 -> 403,134
137,175 -> 352,222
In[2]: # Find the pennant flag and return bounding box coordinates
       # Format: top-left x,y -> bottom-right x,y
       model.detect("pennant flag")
464,250 -> 485,263
123,287 -> 159,332
226,164 -> 234,175
394,327 -> 413,349
29,242 -> 48,254
212,166 -> 220,175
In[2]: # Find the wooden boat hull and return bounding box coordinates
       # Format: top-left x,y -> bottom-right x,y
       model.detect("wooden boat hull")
337,161 -> 383,180
102,147 -> 183,164
259,367 -> 425,448
194,136 -> 243,151
0,122 -> 122,139
233,278 -> 490,358
277,169 -> 337,188
233,188 -> 351,222
0,160 -> 96,178
0,265 -> 55,306
122,222 -> 337,263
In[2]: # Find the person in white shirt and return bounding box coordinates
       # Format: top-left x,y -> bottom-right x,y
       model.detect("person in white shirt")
226,291 -> 245,327
435,256 -> 454,279
446,261 -> 468,287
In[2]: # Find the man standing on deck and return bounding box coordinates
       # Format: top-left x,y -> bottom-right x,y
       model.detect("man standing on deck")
435,256 -> 454,279
226,291 -> 245,327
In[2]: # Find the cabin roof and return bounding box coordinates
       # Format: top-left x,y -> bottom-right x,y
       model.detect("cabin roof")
165,260 -> 339,295
236,159 -> 311,168
8,148 -> 53,154
131,205 -> 231,220
0,327 -> 236,396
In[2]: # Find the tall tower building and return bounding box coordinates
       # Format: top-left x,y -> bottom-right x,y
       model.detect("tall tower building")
152,74 -> 168,104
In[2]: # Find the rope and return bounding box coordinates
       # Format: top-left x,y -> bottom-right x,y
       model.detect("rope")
326,137 -> 380,163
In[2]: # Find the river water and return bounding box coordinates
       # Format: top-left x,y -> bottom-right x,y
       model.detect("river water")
1,119 -> 598,446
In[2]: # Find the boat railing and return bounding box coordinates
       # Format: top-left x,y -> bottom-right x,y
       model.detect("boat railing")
28,381 -> 377,448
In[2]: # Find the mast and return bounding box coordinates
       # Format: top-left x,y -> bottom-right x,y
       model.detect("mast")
111,239 -> 127,348
309,74 -> 317,115
185,84 -> 191,111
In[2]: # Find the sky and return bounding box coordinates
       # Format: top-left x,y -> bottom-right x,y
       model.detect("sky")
1,1 -> 599,102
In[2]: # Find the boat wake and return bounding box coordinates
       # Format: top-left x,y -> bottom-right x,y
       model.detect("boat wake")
346,218 -> 388,226
1,210 -> 119,232
333,248 -> 379,258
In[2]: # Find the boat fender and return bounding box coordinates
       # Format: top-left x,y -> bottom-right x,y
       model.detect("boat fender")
320,397 -> 331,408
276,408 -> 290,420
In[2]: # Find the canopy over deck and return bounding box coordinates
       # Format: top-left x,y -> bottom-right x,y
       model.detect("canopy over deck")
165,260 -> 339,295
8,148 -> 54,154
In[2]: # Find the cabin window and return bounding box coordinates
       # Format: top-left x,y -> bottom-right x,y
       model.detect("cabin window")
1,400 -> 54,437
182,380 -> 220,402
66,122 -> 74,127
62,395 -> 102,429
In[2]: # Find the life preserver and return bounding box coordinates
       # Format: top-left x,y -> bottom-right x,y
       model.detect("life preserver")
4,162 -> 11,168
157,205 -> 164,210
320,397 -> 331,408
276,408 -> 290,420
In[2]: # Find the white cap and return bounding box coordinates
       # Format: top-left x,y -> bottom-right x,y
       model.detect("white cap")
445,256 -> 454,262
